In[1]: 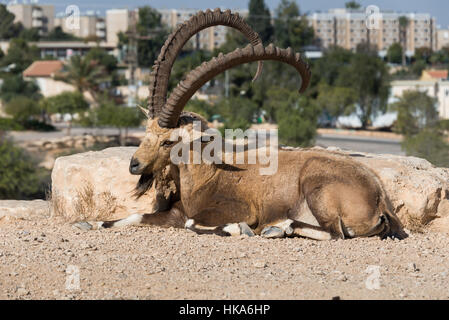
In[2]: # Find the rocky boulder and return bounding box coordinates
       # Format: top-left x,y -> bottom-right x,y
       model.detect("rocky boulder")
51,147 -> 154,222
343,149 -> 449,233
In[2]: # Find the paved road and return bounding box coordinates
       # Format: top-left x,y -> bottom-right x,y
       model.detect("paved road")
316,133 -> 405,156
7,126 -> 405,156
7,127 -> 145,142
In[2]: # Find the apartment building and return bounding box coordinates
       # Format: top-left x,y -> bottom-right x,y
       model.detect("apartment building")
159,9 -> 248,51
310,8 -> 437,54
106,9 -> 137,46
55,12 -> 106,40
437,28 -> 449,50
7,3 -> 54,35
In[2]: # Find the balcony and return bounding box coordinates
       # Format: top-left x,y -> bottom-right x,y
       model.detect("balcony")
32,9 -> 43,19
32,19 -> 43,28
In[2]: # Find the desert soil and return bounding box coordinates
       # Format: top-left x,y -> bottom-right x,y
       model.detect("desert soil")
0,215 -> 448,300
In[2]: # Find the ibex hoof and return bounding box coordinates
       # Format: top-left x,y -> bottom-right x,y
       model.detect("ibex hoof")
261,226 -> 285,238
73,221 -> 93,231
73,221 -> 103,231
239,222 -> 255,237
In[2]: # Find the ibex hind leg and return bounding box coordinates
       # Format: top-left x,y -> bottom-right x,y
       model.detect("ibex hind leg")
74,207 -> 187,231
290,220 -> 334,240
184,219 -> 255,237
258,219 -> 295,238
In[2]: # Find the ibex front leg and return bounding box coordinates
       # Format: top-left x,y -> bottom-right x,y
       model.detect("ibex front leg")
74,203 -> 187,230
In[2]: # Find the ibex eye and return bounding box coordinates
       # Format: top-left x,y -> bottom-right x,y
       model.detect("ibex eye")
161,140 -> 174,147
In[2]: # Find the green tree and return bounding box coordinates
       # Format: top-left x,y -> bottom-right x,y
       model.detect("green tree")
215,96 -> 259,132
90,100 -> 144,145
399,16 -> 409,66
387,42 -> 403,64
402,129 -> 449,167
43,91 -> 89,135
247,0 -> 274,43
274,0 -> 314,49
184,99 -> 215,120
411,59 -> 427,77
0,137 -> 47,199
391,90 -> 449,167
44,26 -> 80,41
430,48 -> 449,65
345,1 -> 361,9
137,7 -> 168,67
18,27 -> 40,41
4,96 -> 42,124
414,47 -> 433,64
0,75 -> 41,103
310,46 -> 353,96
85,47 -> 118,73
119,6 -> 168,68
0,38 -> 40,73
169,50 -> 212,92
276,91 -> 320,147
391,90 -> 438,136
0,4 -> 22,39
59,55 -> 109,101
336,46 -> 390,128
316,83 -> 357,117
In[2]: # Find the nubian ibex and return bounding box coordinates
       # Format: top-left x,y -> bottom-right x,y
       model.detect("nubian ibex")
77,9 -> 405,240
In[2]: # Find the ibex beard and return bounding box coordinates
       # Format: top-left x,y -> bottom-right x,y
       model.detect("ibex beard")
74,8 -> 406,240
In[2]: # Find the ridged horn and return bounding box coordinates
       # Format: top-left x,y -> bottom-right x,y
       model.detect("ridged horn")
158,44 -> 311,128
148,8 -> 264,118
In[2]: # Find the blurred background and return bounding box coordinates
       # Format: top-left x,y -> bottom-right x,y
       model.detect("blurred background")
1,0 -> 449,200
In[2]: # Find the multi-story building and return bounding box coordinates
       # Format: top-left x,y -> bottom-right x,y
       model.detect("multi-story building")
7,3 -> 55,35
437,28 -> 449,50
159,9 -> 249,51
54,12 -> 106,40
106,9 -> 137,46
310,8 -> 437,55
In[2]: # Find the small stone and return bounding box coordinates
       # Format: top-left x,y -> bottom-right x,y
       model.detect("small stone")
337,274 -> 348,282
407,263 -> 419,272
17,288 -> 29,296
253,261 -> 267,268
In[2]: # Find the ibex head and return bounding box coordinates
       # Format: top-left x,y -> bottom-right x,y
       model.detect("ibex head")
129,8 -> 311,196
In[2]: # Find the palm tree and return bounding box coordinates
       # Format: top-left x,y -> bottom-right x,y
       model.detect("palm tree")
58,55 -> 110,102
399,16 -> 409,67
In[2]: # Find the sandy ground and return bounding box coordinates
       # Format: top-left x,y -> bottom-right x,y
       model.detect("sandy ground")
0,215 -> 449,300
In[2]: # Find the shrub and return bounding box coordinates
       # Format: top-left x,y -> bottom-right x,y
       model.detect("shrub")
0,136 -> 50,199
4,96 -> 41,123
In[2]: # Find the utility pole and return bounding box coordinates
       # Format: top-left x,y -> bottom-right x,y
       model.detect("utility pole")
124,10 -> 163,106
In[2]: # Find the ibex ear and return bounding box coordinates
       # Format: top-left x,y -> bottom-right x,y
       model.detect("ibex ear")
137,105 -> 150,119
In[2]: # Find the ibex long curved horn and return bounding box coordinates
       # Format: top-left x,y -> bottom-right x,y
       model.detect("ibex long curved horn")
158,44 -> 311,128
148,8 -> 264,118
